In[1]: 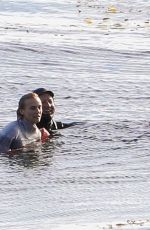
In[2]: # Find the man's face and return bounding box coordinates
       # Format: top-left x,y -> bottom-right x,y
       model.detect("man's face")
21,97 -> 42,124
39,93 -> 55,117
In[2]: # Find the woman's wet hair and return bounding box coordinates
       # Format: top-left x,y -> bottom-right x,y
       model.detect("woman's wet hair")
17,93 -> 40,119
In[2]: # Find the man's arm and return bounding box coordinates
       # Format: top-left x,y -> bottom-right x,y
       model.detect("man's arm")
55,121 -> 80,129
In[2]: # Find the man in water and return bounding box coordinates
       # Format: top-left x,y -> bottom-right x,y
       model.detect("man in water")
33,88 -> 75,133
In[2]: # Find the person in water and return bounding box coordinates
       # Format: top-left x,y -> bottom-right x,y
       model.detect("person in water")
33,88 -> 76,133
0,93 -> 44,153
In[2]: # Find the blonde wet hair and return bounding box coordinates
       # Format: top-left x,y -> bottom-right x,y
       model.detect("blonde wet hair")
17,93 -> 40,119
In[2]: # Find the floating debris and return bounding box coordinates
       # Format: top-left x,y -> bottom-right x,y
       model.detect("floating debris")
84,18 -> 93,24
116,223 -> 126,227
113,23 -> 122,28
103,18 -> 110,21
107,6 -> 117,13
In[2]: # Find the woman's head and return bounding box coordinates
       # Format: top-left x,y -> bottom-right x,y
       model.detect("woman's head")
17,93 -> 42,124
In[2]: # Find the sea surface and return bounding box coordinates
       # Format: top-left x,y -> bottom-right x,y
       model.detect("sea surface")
0,0 -> 150,229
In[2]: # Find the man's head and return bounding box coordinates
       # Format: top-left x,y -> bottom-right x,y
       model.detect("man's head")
33,88 -> 55,117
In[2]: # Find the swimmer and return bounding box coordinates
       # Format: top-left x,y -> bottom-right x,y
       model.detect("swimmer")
0,93 -> 46,153
33,88 -> 76,133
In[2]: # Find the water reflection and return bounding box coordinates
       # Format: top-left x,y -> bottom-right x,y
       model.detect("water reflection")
0,0 -> 150,227
4,135 -> 63,169
8,150 -> 42,168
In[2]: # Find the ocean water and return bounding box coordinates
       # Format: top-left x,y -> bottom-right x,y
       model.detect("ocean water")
0,0 -> 150,229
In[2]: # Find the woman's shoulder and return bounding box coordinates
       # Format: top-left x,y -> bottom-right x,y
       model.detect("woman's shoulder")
0,120 -> 19,136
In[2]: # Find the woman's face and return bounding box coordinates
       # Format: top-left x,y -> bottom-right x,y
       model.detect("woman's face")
20,97 -> 42,124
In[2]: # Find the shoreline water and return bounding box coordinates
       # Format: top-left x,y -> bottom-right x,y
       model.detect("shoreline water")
0,0 -> 150,229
